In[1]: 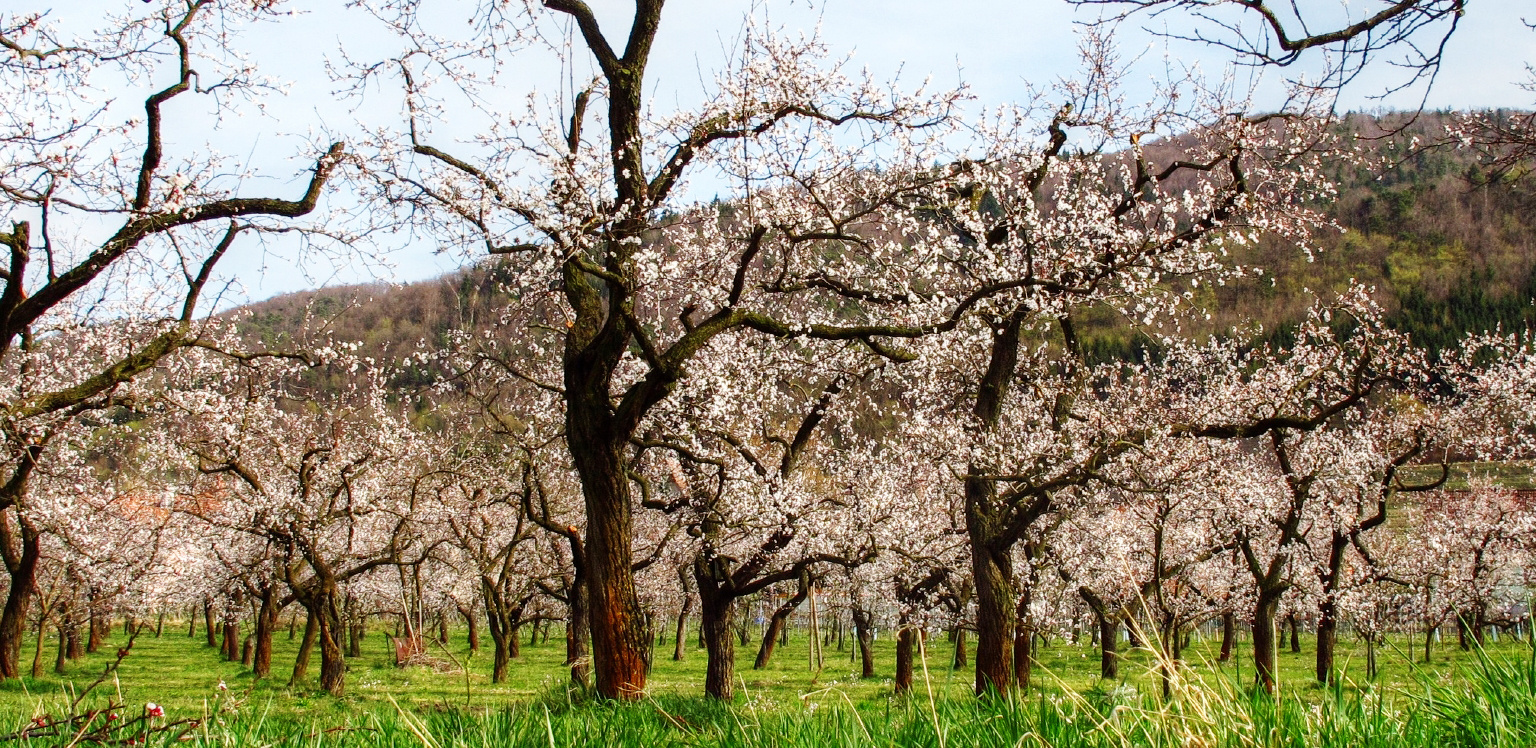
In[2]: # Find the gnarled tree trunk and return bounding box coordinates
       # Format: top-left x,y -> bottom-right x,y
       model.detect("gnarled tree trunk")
0,515 -> 41,680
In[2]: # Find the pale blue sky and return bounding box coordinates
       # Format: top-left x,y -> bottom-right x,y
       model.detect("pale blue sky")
38,1 -> 1536,302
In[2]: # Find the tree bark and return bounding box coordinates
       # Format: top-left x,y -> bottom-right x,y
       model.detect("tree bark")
754,580 -> 809,669
1316,602 -> 1338,684
1219,612 -> 1235,663
221,620 -> 239,662
347,619 -> 364,659
851,606 -> 875,678
952,627 -> 968,669
290,607 -> 318,685
1252,589 -> 1282,693
203,598 -> 217,648
565,570 -> 591,690
86,591 -> 104,654
1098,611 -> 1120,679
251,587 -> 280,679
698,583 -> 735,700
0,517 -> 41,680
30,604 -> 48,678
1014,590 -> 1034,694
54,621 -> 68,674
894,615 -> 916,695
962,310 -> 1030,697
673,587 -> 693,662
66,618 -> 81,660
567,408 -> 645,699
310,587 -> 346,696
1015,625 -> 1035,694
458,605 -> 479,653
969,539 -> 1015,695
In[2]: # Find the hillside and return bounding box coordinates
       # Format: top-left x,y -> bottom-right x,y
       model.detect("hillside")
230,112 -> 1536,369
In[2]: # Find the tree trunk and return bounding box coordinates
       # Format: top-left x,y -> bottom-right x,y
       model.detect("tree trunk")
251,589 -> 280,679
290,608 -> 318,685
0,518 -> 41,680
1014,590 -> 1034,694
1219,612 -> 1235,663
203,598 -> 217,647
1316,602 -> 1338,684
489,620 -> 512,684
86,594 -> 104,654
482,583 -> 512,683
698,583 -> 735,700
30,605 -> 48,678
458,605 -> 479,653
1252,590 -> 1282,693
347,619 -> 364,659
673,591 -> 693,662
567,414 -> 646,700
754,579 -> 809,669
66,618 -> 81,660
1288,614 -> 1301,653
952,627 -> 968,669
54,622 -> 68,675
1098,612 -> 1119,679
312,589 -> 346,697
641,610 -> 656,675
1424,623 -> 1434,664
851,607 -> 875,679
894,619 -> 916,695
221,620 -> 239,662
565,573 -> 591,690
970,539 -> 1015,695
1015,625 -> 1035,694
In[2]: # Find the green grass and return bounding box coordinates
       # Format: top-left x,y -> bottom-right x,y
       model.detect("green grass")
5,655 -> 1536,747
3,620 -> 1523,731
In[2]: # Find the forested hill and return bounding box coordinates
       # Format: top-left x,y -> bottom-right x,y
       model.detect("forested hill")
232,111 -> 1536,368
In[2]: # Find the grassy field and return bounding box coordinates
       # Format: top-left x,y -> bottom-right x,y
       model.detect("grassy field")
0,616 -> 1531,745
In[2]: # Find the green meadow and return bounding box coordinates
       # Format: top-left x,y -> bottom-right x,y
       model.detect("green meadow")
1,619 -> 1532,746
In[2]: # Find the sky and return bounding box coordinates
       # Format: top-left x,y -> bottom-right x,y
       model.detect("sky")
37,0 -> 1536,304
